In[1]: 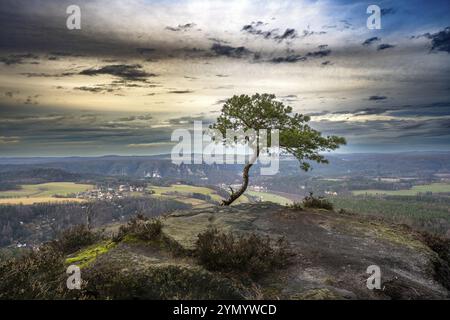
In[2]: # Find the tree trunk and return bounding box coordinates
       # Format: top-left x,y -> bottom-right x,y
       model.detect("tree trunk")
221,163 -> 253,206
221,150 -> 258,206
85,204 -> 93,230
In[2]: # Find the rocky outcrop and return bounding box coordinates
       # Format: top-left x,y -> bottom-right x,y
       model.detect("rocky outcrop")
75,203 -> 450,299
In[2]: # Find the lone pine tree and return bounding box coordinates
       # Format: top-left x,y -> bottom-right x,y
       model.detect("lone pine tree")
210,93 -> 346,206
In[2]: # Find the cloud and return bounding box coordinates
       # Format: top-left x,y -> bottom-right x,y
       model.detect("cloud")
136,48 -> 155,55
127,142 -> 175,148
273,28 -> 297,41
362,37 -> 381,46
0,53 -> 39,65
168,115 -> 211,125
116,115 -> 153,122
381,8 -> 396,16
20,72 -> 75,78
368,95 -> 388,101
167,90 -> 194,94
300,29 -> 327,38
79,64 -> 156,82
210,43 -> 252,58
270,55 -> 306,63
74,86 -> 118,94
306,49 -> 331,58
48,52 -> 84,57
0,136 -> 20,144
24,95 -> 39,105
377,44 -> 395,51
165,23 -> 196,32
269,48 -> 330,63
428,27 -> 450,53
241,22 -> 297,42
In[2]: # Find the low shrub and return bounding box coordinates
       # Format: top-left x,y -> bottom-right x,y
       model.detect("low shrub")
302,193 -> 334,210
420,232 -> 450,290
0,245 -> 66,299
80,262 -> 242,300
114,214 -> 162,242
195,229 -> 293,280
289,202 -> 304,211
52,225 -> 100,254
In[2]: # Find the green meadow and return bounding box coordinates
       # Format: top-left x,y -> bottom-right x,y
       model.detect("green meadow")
352,183 -> 450,196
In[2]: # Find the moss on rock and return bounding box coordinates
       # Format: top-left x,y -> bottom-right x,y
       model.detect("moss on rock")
65,241 -> 117,268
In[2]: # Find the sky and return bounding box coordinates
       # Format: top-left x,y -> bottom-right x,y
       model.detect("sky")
0,0 -> 449,156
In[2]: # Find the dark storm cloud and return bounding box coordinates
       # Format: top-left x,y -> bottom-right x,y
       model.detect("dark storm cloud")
136,48 -> 156,55
49,52 -> 84,57
377,44 -> 396,51
362,37 -> 381,46
368,95 -> 388,101
306,49 -> 331,58
0,112 -> 175,149
74,86 -> 118,94
20,72 -> 76,78
165,23 -> 196,32
270,55 -> 306,63
79,64 -> 157,82
301,29 -> 327,37
428,27 -> 450,53
314,101 -> 450,118
210,43 -> 252,59
0,2 -> 203,61
241,22 -> 297,42
274,28 -> 297,41
310,118 -> 450,146
0,53 -> 39,65
167,90 -> 194,94
269,48 -> 330,63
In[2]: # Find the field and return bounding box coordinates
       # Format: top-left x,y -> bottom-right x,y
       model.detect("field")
148,184 -> 257,206
352,182 -> 450,196
148,184 -> 294,206
0,182 -> 93,205
330,195 -> 450,235
246,190 -> 293,205
148,184 -> 224,202
0,197 -> 86,205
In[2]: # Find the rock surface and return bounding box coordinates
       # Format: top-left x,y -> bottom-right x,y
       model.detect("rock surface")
82,202 -> 450,299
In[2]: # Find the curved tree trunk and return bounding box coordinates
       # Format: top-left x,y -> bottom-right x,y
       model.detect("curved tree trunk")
221,150 -> 258,206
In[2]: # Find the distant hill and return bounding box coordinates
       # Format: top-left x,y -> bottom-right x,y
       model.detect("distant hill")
0,168 -> 84,190
1,152 -> 450,182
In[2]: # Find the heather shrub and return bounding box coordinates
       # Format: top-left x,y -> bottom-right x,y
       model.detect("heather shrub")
114,214 -> 162,242
52,224 -> 100,254
195,228 -> 293,279
302,193 -> 334,210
